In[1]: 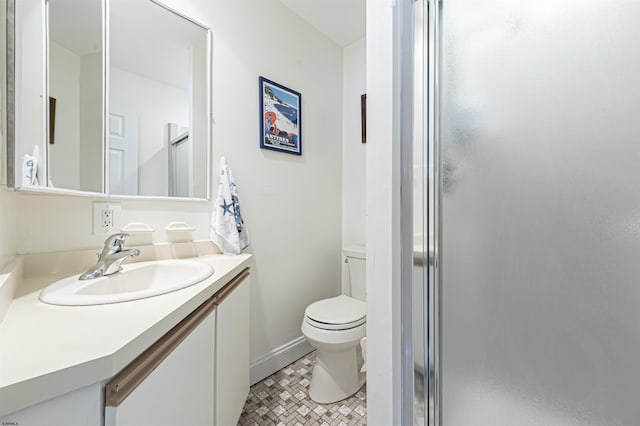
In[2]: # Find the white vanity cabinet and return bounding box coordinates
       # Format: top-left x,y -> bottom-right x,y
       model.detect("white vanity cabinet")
105,268 -> 251,426
104,299 -> 217,426
215,273 -> 250,426
0,268 -> 251,426
0,382 -> 104,426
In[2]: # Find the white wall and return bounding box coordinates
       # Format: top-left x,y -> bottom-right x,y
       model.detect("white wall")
14,0 -> 344,372
366,0 -> 401,424
0,189 -> 18,328
49,42 -> 80,189
110,67 -> 189,197
0,189 -> 17,270
172,0 -> 344,363
341,38 -> 366,293
15,194 -> 212,253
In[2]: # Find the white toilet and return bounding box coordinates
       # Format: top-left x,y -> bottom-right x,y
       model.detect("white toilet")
301,245 -> 366,404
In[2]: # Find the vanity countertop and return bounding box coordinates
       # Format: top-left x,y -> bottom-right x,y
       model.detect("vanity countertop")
0,251 -> 252,417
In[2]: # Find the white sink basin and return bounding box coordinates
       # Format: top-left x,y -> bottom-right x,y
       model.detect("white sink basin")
39,259 -> 215,306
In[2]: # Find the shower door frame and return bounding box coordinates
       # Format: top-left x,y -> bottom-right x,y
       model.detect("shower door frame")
419,0 -> 441,425
425,0 -> 440,424
400,0 -> 441,424
400,0 -> 442,424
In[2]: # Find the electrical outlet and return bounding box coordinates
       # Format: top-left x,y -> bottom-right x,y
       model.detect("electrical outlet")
93,202 -> 121,235
102,208 -> 113,229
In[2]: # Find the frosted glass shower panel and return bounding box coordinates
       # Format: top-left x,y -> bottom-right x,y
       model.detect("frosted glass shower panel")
440,1 -> 640,425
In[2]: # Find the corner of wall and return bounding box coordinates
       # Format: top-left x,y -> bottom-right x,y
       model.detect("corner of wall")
342,36 -> 367,293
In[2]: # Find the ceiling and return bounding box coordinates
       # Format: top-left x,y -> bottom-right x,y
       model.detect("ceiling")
279,0 -> 366,47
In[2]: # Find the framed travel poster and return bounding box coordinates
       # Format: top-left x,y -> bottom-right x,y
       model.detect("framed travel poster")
259,77 -> 302,156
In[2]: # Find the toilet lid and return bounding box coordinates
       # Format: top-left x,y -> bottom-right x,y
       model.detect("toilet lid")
305,295 -> 366,330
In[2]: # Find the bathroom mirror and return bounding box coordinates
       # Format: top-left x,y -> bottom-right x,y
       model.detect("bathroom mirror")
109,0 -> 210,198
47,0 -> 103,193
11,0 -> 211,199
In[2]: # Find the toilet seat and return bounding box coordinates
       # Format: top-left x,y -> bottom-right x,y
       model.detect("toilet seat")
304,295 -> 366,331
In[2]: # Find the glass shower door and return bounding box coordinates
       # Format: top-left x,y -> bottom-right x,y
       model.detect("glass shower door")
437,1 -> 640,425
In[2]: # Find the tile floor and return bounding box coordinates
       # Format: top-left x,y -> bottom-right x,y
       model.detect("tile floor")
238,352 -> 367,425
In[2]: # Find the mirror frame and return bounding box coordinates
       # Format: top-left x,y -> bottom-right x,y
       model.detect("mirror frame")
4,0 -> 14,188
8,0 -> 212,201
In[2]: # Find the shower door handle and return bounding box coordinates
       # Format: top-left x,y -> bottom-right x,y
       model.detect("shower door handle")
412,246 -> 435,267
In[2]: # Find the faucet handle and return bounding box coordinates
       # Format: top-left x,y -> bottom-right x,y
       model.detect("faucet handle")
104,233 -> 130,249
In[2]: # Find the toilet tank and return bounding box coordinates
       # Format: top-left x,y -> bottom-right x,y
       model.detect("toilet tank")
344,245 -> 366,301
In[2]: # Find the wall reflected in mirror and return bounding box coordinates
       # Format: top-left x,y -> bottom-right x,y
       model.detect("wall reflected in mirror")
47,0 -> 103,193
109,0 -> 209,198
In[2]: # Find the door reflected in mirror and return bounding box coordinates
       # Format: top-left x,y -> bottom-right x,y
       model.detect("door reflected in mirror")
109,0 -> 209,198
48,0 -> 103,193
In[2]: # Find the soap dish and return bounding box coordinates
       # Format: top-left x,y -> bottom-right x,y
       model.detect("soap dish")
121,222 -> 155,233
165,221 -> 196,232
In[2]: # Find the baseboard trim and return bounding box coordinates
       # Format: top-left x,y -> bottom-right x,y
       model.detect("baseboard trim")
250,336 -> 314,385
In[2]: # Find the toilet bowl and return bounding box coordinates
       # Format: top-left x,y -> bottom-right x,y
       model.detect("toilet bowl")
301,245 -> 366,404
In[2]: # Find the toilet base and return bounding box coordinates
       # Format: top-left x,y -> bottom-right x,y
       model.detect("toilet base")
309,346 -> 366,404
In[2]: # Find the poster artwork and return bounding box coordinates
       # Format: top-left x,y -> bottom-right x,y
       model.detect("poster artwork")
259,77 -> 302,155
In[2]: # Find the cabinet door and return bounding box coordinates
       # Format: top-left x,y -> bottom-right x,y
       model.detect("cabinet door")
106,310 -> 216,426
215,277 -> 250,426
0,383 -> 103,426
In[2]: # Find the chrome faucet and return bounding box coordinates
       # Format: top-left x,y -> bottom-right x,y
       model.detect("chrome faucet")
79,233 -> 141,280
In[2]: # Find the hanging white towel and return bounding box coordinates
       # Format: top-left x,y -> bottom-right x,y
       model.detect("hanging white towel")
210,157 -> 249,254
